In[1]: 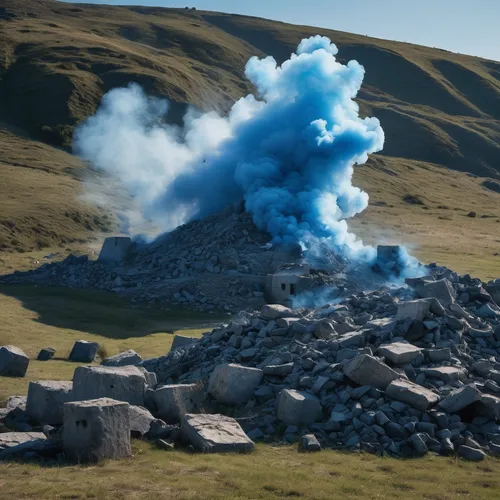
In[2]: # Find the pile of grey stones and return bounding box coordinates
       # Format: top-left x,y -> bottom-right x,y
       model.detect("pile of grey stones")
0,206 -> 342,313
3,266 -> 500,463
140,267 -> 500,461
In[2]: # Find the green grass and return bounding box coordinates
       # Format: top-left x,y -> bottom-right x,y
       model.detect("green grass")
0,442 -> 499,499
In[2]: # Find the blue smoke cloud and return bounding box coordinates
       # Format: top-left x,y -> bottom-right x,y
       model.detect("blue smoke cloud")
75,36 -> 385,261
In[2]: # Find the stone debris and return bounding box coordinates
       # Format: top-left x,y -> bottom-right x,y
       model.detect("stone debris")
0,345 -> 29,377
69,340 -> 99,363
26,381 -> 73,425
171,335 -> 199,351
72,366 -> 147,406
298,433 -> 322,452
63,398 -> 131,462
102,349 -> 143,367
3,257 -> 500,462
37,347 -> 56,361
181,413 -> 254,453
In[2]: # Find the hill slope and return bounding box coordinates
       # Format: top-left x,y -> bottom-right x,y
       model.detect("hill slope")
0,0 -> 499,277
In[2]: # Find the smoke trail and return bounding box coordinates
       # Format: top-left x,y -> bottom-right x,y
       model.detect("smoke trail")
75,36 -> 384,259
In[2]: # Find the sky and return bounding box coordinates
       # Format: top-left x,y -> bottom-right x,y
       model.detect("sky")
60,0 -> 500,61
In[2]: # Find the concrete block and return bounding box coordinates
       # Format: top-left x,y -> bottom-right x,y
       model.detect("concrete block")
386,379 -> 440,411
208,364 -> 263,405
0,345 -> 29,377
395,300 -> 430,322
98,236 -> 132,263
276,389 -> 322,426
69,340 -> 99,363
181,413 -> 254,453
102,350 -> 142,367
37,347 -> 56,361
26,380 -> 73,425
416,279 -> 455,307
63,398 -> 131,462
154,383 -> 205,423
438,385 -> 482,413
378,342 -> 422,365
72,366 -> 146,406
344,354 -> 399,390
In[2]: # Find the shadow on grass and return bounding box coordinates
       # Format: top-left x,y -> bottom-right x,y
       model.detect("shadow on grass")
0,284 -> 226,338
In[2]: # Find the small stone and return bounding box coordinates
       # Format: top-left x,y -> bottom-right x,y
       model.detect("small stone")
102,350 -> 142,367
458,445 -> 485,461
298,434 -> 321,452
378,342 -> 422,365
276,389 -> 322,426
37,347 -> 56,361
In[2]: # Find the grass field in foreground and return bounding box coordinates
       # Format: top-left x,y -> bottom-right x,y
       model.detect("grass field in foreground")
0,442 -> 499,500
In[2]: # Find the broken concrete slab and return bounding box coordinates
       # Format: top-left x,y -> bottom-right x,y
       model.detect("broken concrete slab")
343,354 -> 399,390
102,350 -> 142,367
208,363 -> 263,405
386,379 -> 440,411
0,432 -> 46,451
261,304 -> 294,320
378,342 -> 422,365
395,300 -> 430,322
0,345 -> 29,377
26,380 -> 73,425
72,366 -> 146,406
63,398 -> 131,462
69,340 -> 99,363
424,366 -> 467,383
181,413 -> 254,453
438,385 -> 482,413
154,383 -> 205,423
276,389 -> 322,426
416,279 -> 455,308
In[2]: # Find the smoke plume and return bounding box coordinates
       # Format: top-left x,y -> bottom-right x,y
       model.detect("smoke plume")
75,36 -> 385,260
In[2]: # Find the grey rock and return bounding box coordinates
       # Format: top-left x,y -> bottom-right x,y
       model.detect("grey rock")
426,348 -> 451,363
276,389 -> 322,426
386,379 -> 440,411
72,365 -> 146,406
344,354 -> 399,390
129,405 -> 155,436
63,398 -> 131,462
171,335 -> 199,351
438,385 -> 482,413
208,364 -> 263,405
181,413 -> 254,453
263,363 -> 294,377
0,345 -> 29,377
261,304 -> 294,320
69,340 -> 99,363
37,347 -> 56,361
298,433 -> 321,452
416,279 -> 455,308
26,380 -> 73,425
458,445 -> 485,461
395,300 -> 430,322
378,342 -> 422,365
102,350 -> 143,367
154,383 -> 205,423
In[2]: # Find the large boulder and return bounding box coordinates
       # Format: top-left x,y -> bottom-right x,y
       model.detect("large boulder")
438,385 -> 482,413
395,300 -> 430,321
72,366 -> 146,406
37,347 -> 56,361
181,413 -> 254,453
276,389 -> 322,426
208,364 -> 263,405
0,345 -> 29,377
343,354 -> 399,390
26,380 -> 73,425
129,405 -> 155,437
69,340 -> 99,363
378,342 -> 422,365
415,279 -> 455,307
154,383 -> 205,423
386,379 -> 440,411
102,350 -> 142,367
63,398 -> 131,462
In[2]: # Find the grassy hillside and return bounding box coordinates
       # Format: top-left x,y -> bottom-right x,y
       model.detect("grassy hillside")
0,0 -> 499,277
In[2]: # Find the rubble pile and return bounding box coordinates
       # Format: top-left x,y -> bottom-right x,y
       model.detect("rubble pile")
2,268 -> 500,462
138,268 -> 500,459
0,205 -> 345,313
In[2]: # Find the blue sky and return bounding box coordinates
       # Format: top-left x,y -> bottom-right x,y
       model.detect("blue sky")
60,0 -> 499,61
